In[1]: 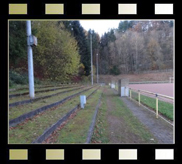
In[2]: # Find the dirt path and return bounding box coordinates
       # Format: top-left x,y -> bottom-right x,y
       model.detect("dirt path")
120,96 -> 173,144
106,94 -> 122,143
104,88 -> 156,143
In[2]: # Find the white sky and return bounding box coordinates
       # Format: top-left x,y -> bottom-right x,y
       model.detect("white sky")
80,20 -> 121,37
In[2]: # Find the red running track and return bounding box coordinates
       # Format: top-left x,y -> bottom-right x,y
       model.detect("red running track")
129,83 -> 174,97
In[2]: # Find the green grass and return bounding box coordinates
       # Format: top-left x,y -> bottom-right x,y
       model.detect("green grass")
113,97 -> 157,143
9,85 -> 81,103
9,86 -> 62,95
54,89 -> 102,143
115,84 -> 118,91
92,87 -> 157,144
91,94 -> 110,143
9,84 -> 79,95
9,87 -> 90,120
131,91 -> 173,121
9,84 -> 28,89
9,88 -> 98,144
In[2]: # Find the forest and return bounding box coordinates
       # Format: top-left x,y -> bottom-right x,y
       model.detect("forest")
9,20 -> 173,85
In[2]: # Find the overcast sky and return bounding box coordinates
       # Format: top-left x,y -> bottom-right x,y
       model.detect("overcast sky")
80,20 -> 121,37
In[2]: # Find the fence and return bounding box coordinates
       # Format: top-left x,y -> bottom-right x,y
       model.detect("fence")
133,69 -> 173,74
129,81 -> 169,84
128,87 -> 174,125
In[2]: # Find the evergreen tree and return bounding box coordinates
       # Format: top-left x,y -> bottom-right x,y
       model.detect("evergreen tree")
62,21 -> 91,76
118,21 -> 134,33
71,21 -> 90,76
9,21 -> 27,67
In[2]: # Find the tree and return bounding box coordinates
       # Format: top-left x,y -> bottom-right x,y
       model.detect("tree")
99,20 -> 173,74
9,21 -> 27,69
32,21 -> 81,81
118,21 -> 134,33
61,21 -> 91,76
147,37 -> 162,70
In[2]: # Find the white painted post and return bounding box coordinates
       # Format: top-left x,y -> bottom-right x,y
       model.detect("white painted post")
83,95 -> 86,104
125,87 -> 129,96
80,95 -> 86,109
121,87 -> 125,96
111,83 -> 115,89
26,20 -> 35,98
156,94 -> 158,118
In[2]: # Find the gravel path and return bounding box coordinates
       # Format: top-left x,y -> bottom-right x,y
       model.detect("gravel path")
120,96 -> 173,144
105,88 -> 156,144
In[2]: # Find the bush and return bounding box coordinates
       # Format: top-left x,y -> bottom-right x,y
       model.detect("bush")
9,79 -> 14,87
9,70 -> 28,85
34,78 -> 41,85
81,75 -> 90,84
9,70 -> 50,87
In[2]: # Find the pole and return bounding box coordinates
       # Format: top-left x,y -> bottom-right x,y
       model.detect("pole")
135,33 -> 138,73
26,20 -> 35,98
96,54 -> 99,83
156,94 -> 158,118
90,32 -> 93,85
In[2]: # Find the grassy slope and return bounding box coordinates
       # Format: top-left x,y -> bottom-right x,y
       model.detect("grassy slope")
9,88 -> 98,144
9,87 -> 90,120
9,86 -> 81,103
91,93 -> 110,143
54,89 -> 102,143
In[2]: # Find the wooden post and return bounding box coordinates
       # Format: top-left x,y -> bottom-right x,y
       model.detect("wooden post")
156,94 -> 158,118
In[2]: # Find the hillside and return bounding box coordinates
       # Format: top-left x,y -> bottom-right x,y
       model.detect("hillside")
99,70 -> 173,83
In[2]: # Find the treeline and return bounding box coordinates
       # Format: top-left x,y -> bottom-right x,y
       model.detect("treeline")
9,21 -> 100,83
99,21 -> 173,75
9,20 -> 173,84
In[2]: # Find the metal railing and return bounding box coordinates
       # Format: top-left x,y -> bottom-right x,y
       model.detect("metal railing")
129,88 -> 174,120
129,81 -> 169,84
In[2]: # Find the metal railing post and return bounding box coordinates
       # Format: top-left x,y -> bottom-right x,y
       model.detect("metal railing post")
156,94 -> 158,118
